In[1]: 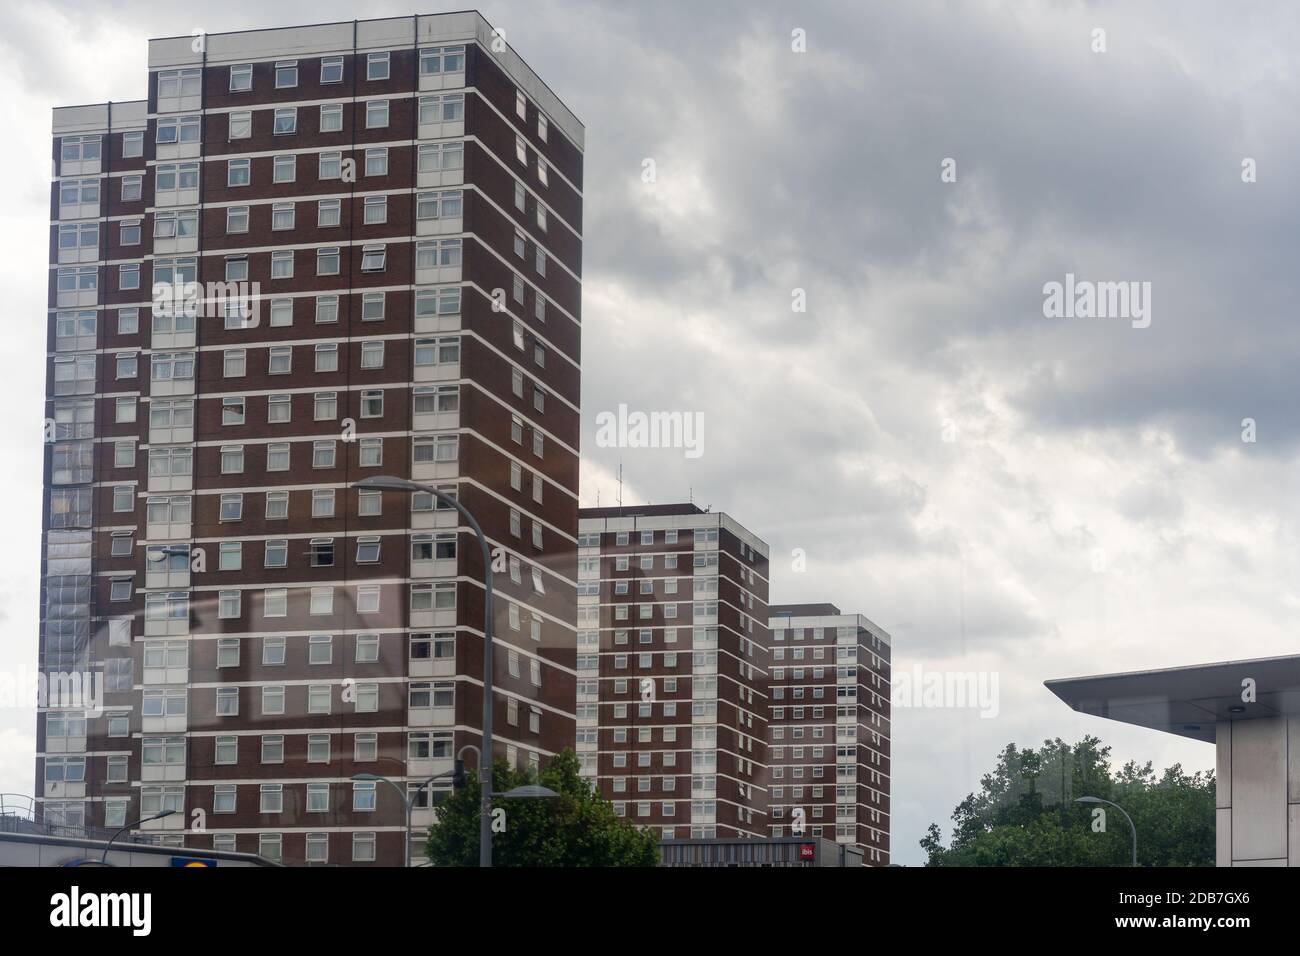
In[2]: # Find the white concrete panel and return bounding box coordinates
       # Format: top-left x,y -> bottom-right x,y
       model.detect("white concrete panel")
1217,807 -> 1231,867
1289,716 -> 1300,803
1216,719 -> 1231,808
1290,804 -> 1300,866
1231,718 -> 1288,863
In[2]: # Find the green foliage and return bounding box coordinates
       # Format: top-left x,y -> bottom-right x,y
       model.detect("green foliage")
424,748 -> 659,867
921,736 -> 1215,866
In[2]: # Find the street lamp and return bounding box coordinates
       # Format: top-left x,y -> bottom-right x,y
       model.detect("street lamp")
352,771 -> 451,868
496,785 -> 560,799
352,475 -> 496,867
1076,796 -> 1137,866
101,809 -> 176,865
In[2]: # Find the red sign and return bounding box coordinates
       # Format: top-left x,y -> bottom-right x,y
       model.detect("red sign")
799,843 -> 816,861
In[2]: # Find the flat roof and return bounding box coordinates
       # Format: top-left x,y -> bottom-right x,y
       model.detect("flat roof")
1045,653 -> 1300,743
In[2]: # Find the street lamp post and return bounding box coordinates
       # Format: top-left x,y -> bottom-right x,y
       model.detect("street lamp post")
353,771 -> 450,868
1076,796 -> 1137,866
101,809 -> 176,865
352,475 -> 495,867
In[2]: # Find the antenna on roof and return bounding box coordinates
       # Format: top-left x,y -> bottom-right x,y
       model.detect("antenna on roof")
617,461 -> 623,510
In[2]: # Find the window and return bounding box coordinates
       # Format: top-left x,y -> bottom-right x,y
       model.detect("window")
264,539 -> 288,568
307,784 -> 330,812
275,60 -> 298,88
312,489 -> 336,517
417,190 -> 462,221
314,391 -> 338,421
312,441 -> 336,469
319,151 -> 342,180
360,390 -> 384,418
269,343 -> 292,374
272,202 -> 295,230
263,591 -> 288,620
229,64 -> 252,91
310,587 -> 334,615
317,199 -> 341,229
315,343 -> 339,372
516,134 -> 528,165
360,245 -> 386,272
321,56 -> 343,83
319,102 -> 343,133
123,130 -> 144,157
227,110 -> 252,139
224,256 -> 248,282
271,250 -> 294,279
516,89 -> 527,119
364,195 -> 387,225
226,206 -> 249,233
220,445 -> 244,474
353,832 -> 376,863
217,641 -> 239,669
317,247 -> 340,275
538,114 -> 549,142
156,115 -> 199,145
273,107 -> 297,135
315,295 -> 340,324
272,154 -> 296,184
223,349 -> 246,377
268,393 -> 291,422
216,687 -> 239,715
259,834 -> 282,863
265,491 -> 289,519
418,142 -> 464,173
366,99 -> 389,128
356,537 -> 381,563
365,148 -> 389,176
367,51 -> 390,80
353,781 -> 377,812
267,442 -> 290,471
361,292 -> 385,320
260,784 -> 283,813
218,541 -> 242,571
305,832 -> 329,862
227,158 -> 250,187
121,176 -> 142,201
419,45 -> 465,75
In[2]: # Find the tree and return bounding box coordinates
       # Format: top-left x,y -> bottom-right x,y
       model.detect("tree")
921,735 -> 1214,866
425,748 -> 659,867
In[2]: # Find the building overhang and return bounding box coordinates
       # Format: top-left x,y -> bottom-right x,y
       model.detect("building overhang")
1045,653 -> 1300,743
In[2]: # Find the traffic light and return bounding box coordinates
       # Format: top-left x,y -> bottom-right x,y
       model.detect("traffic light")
452,759 -> 466,790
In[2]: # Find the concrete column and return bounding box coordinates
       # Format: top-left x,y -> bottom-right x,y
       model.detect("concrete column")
1214,717 -> 1296,866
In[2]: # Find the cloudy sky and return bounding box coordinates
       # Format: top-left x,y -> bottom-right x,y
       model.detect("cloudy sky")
4,0 -> 1298,864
